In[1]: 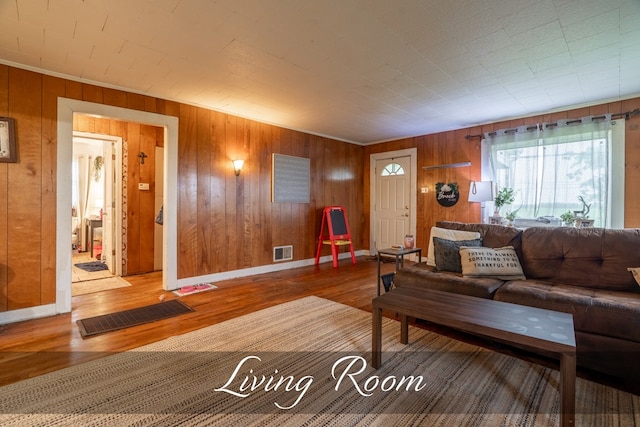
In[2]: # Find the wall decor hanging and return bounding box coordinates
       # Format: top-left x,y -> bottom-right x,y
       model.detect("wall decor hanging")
435,182 -> 459,207
272,153 -> 310,203
0,117 -> 17,163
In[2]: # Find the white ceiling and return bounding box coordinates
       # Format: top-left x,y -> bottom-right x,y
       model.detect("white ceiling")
1,0 -> 639,144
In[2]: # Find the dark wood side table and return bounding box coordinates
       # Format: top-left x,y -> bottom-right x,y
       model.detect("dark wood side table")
376,247 -> 422,295
85,217 -> 103,258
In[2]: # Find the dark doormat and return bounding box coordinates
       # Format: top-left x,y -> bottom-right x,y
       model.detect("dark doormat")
74,261 -> 109,272
77,299 -> 194,338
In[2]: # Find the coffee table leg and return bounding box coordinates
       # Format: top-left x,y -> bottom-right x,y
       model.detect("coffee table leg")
377,253 -> 382,296
400,314 -> 408,344
372,304 -> 382,369
560,352 -> 576,427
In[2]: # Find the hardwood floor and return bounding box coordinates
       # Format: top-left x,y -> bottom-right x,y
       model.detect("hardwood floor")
0,256 -> 635,396
0,256 -> 396,386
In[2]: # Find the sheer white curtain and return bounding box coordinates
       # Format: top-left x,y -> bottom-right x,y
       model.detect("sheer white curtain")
76,155 -> 91,223
73,150 -> 105,250
486,115 -> 618,227
486,125 -> 539,217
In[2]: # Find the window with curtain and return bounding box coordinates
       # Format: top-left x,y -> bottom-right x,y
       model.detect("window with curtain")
484,115 -> 625,228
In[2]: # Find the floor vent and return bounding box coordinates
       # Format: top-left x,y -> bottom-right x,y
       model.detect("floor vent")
273,245 -> 293,262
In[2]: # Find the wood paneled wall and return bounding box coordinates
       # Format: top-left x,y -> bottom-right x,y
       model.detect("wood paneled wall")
363,97 -> 640,252
73,115 -> 162,275
1,61 -> 638,315
0,65 -> 364,313
175,109 -> 364,278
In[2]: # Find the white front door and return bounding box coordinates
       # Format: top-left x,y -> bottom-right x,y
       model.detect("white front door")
375,156 -> 412,251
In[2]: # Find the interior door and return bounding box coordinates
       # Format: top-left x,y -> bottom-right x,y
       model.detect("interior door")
375,156 -> 411,251
102,141 -> 115,273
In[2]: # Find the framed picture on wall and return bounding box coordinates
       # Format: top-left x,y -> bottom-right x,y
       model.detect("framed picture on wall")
0,117 -> 16,163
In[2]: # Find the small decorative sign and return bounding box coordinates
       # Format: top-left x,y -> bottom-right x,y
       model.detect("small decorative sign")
435,182 -> 459,207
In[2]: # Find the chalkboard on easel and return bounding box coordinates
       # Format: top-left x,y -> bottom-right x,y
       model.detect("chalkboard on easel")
328,208 -> 348,238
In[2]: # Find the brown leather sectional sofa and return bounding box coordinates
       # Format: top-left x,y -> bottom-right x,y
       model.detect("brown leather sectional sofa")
394,221 -> 640,390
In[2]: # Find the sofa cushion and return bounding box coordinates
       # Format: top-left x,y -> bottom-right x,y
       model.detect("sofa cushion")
459,246 -> 526,280
521,227 -> 640,292
393,263 -> 505,299
426,227 -> 481,266
495,280 -> 640,343
435,221 -> 523,253
433,237 -> 482,273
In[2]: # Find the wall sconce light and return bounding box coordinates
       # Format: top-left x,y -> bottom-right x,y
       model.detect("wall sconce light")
232,159 -> 244,176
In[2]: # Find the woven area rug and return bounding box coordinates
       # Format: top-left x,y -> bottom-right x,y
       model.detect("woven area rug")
72,276 -> 132,296
0,296 -> 637,426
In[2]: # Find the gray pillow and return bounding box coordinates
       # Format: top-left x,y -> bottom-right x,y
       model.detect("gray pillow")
433,237 -> 483,273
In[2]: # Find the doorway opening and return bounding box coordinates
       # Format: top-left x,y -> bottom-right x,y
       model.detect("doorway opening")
56,98 -> 179,314
71,132 -> 123,295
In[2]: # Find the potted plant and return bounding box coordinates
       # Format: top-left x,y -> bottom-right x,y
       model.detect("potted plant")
505,208 -> 520,226
560,211 -> 575,226
493,187 -> 515,216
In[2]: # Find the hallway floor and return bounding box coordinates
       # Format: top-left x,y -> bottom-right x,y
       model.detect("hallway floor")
72,251 -> 114,283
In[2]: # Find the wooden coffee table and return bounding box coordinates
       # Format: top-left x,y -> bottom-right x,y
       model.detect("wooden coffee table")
372,286 -> 576,427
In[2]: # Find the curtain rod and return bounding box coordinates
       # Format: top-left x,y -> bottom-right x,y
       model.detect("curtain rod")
464,108 -> 640,140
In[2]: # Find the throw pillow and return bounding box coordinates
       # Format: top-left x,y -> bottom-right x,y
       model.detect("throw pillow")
628,268 -> 640,286
433,237 -> 483,273
459,246 -> 526,280
427,227 -> 481,266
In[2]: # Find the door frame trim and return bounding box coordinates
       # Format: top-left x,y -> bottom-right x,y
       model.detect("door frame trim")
369,148 -> 417,255
57,98 -> 179,314
73,131 -> 123,277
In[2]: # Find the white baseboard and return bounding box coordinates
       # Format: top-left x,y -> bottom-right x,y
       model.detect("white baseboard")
0,304 -> 57,325
174,250 -> 368,290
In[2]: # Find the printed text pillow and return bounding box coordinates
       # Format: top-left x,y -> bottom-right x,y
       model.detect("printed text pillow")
459,246 -> 526,280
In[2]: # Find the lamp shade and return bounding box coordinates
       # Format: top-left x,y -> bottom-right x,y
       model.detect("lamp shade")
232,159 -> 244,176
468,181 -> 494,202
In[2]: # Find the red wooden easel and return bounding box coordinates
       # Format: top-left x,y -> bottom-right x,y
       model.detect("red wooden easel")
315,206 -> 356,268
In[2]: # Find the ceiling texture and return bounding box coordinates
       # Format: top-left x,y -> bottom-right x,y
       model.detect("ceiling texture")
1,0 -> 639,144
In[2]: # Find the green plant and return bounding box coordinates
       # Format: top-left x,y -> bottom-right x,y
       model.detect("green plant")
493,187 -> 515,214
435,182 -> 458,193
505,208 -> 520,221
93,156 -> 104,181
560,211 -> 575,224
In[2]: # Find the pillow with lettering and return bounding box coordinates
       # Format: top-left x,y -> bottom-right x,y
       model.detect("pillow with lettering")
628,268 -> 640,287
433,237 -> 483,273
459,246 -> 526,280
